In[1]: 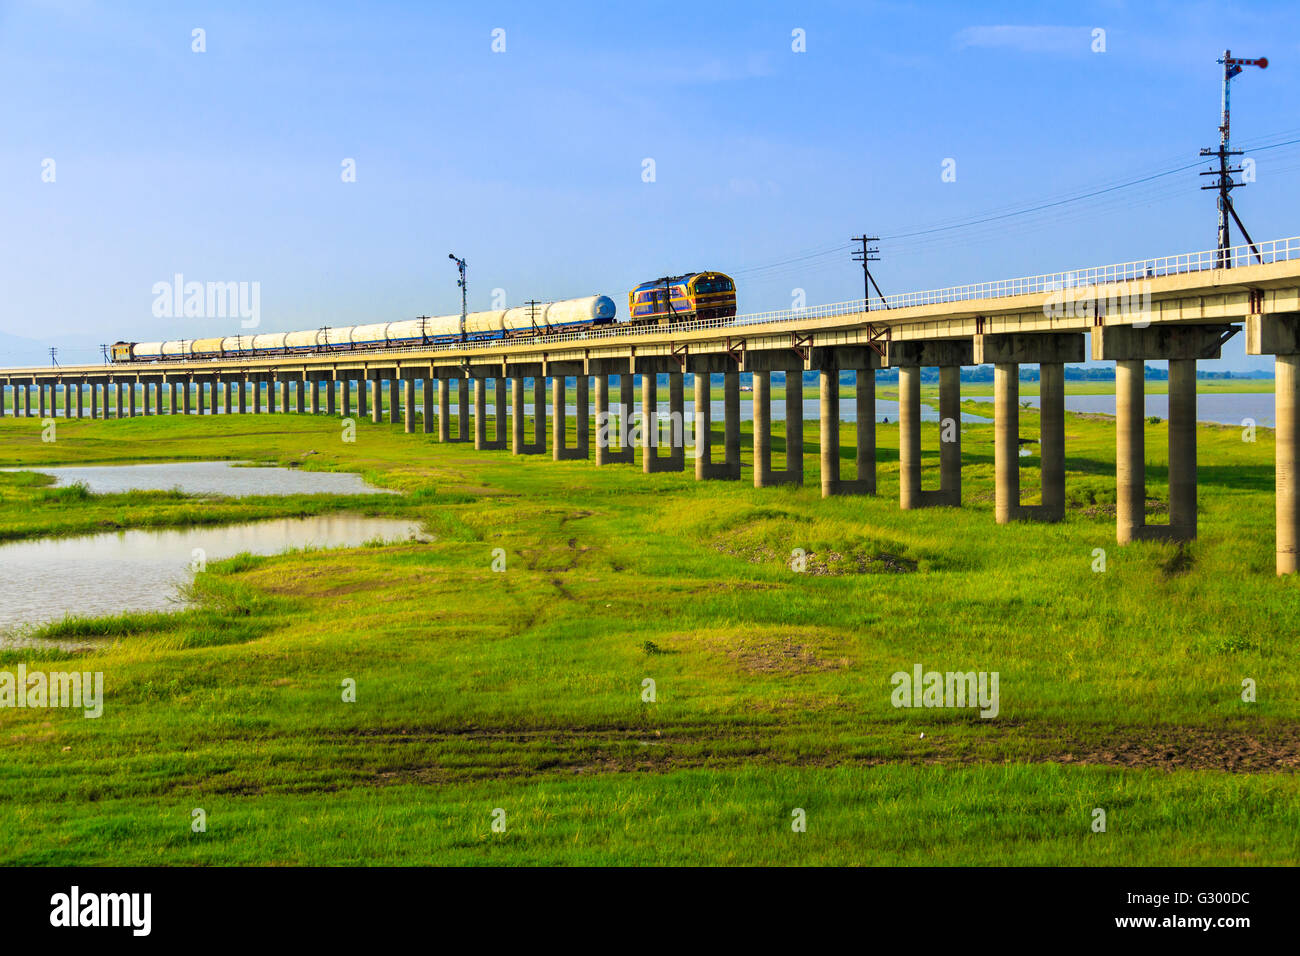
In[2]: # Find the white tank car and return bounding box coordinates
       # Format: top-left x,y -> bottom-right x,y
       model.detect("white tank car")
250,332 -> 288,351
320,326 -> 354,349
160,340 -> 191,359
131,341 -> 165,360
283,328 -> 322,350
502,295 -> 614,334
348,322 -> 392,346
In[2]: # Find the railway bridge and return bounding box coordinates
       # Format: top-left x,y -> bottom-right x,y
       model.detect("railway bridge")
5,237 -> 1300,573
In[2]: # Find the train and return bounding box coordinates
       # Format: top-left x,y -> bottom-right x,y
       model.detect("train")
109,271 -> 737,364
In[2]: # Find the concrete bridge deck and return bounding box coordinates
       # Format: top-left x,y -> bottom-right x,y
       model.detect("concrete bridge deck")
5,236 -> 1300,573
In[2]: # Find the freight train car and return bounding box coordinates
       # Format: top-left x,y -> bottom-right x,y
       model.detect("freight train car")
111,294 -> 618,363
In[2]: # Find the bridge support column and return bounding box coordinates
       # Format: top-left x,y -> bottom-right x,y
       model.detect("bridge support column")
293,377 -> 304,414
266,377 -> 277,414
438,378 -> 450,441
1246,313 -> 1300,573
236,377 -> 247,415
210,379 -> 219,415
594,372 -> 635,465
552,370 -> 589,460
368,378 -> 380,424
421,378 -> 433,434
389,378 -> 400,426
197,380 -> 207,415
887,340 -> 972,508
76,382 -> 85,419
309,379 -> 320,415
38,384 -> 47,419
494,377 -> 508,447
129,382 -> 138,417
511,372 -> 546,454
750,360 -> 803,488
141,383 -> 151,416
457,375 -> 471,440
815,348 -> 879,496
691,360 -> 740,480
326,378 -> 337,416
276,377 -> 287,415
642,368 -> 684,473
1094,324 -> 1231,543
403,378 -> 415,434
63,383 -> 72,420
340,379 -> 351,418
474,377 -> 507,450
181,379 -> 192,415
976,334 -> 1083,523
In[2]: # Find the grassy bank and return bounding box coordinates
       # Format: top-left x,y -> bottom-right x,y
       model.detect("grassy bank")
0,407 -> 1294,865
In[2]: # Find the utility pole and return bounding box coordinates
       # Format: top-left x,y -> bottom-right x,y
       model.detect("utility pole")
851,235 -> 883,309
525,299 -> 542,333
1200,49 -> 1267,267
99,344 -> 110,365
414,316 -> 431,344
49,347 -> 59,367
448,253 -> 468,340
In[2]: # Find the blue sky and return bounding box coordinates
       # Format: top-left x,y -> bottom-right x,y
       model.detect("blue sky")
2,0 -> 1298,367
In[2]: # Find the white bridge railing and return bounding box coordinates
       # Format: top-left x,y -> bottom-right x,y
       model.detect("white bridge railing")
437,234 -> 1300,354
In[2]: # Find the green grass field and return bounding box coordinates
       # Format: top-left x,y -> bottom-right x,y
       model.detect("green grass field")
0,402 -> 1296,865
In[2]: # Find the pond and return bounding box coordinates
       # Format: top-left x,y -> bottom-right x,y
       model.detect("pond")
0,515 -> 423,645
6,461 -> 395,496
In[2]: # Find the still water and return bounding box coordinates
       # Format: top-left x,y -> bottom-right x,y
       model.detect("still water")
10,461 -> 395,496
0,515 -> 423,642
967,392 -> 1275,427
533,399 -> 990,424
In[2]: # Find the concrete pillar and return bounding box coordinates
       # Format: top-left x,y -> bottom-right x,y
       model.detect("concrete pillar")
1040,362 -> 1065,518
182,379 -> 193,415
938,365 -> 961,504
898,366 -> 921,509
90,383 -> 99,419
994,363 -> 1020,525
856,369 -> 877,494
512,377 -> 525,453
696,370 -> 740,479
1168,358 -> 1197,539
422,378 -> 434,434
279,377 -> 289,414
22,385 -> 31,418
389,378 -> 400,426
783,371 -> 803,485
76,382 -> 85,419
356,376 -> 367,418
341,379 -> 351,418
370,378 -> 381,424
1115,360 -> 1144,544
129,381 -> 137,418
477,377 -> 490,448
753,370 -> 771,486
196,380 -> 206,416
167,381 -> 177,415
724,368 -> 741,475
533,376 -> 547,452
595,374 -> 635,465
210,379 -> 219,415
551,373 -> 589,460
294,378 -> 304,414
268,377 -> 278,414
38,384 -> 47,419
642,370 -> 684,473
326,379 -> 336,416
237,378 -> 247,414
1278,355 -> 1300,574
63,383 -> 73,420
309,379 -> 320,415
404,378 -> 416,434
438,378 -> 450,441
495,378 -> 508,447
819,368 -> 839,497
458,376 -> 470,440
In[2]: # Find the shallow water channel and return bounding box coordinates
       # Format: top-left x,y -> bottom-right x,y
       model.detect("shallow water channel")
0,462 -> 413,644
